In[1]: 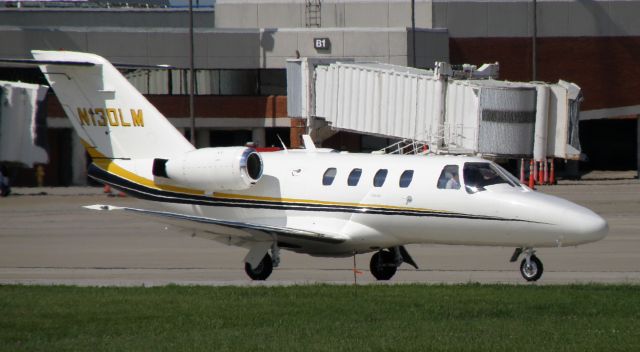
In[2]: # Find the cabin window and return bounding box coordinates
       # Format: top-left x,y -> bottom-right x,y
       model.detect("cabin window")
322,168 -> 337,186
347,168 -> 362,186
373,169 -> 388,187
399,170 -> 414,188
437,165 -> 461,190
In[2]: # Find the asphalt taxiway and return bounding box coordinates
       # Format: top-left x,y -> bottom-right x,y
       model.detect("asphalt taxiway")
1,174 -> 639,286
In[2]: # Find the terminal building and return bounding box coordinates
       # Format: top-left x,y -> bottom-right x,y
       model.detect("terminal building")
0,0 -> 638,186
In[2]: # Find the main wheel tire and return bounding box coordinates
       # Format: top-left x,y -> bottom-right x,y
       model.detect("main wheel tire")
369,250 -> 397,281
520,254 -> 544,282
244,254 -> 273,280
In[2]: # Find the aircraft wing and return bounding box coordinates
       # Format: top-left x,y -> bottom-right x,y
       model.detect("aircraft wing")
84,204 -> 347,246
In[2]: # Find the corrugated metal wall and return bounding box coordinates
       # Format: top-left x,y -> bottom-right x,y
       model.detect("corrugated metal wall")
315,63 -> 442,142
443,81 -> 479,153
478,85 -> 537,155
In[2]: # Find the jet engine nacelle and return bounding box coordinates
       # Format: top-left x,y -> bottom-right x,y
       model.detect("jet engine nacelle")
154,147 -> 263,192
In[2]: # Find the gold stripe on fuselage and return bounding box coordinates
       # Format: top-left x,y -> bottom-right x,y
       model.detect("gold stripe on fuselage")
212,192 -> 448,214
81,139 -> 205,196
82,139 -> 446,213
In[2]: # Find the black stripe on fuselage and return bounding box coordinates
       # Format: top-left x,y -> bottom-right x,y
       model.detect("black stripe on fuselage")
88,164 -> 538,223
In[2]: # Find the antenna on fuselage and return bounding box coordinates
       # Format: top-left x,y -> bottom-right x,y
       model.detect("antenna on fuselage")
276,134 -> 288,153
301,135 -> 317,151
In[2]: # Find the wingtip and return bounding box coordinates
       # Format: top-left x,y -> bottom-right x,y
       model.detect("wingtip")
83,204 -> 124,211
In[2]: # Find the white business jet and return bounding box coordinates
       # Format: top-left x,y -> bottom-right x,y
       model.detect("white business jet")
31,51 -> 608,282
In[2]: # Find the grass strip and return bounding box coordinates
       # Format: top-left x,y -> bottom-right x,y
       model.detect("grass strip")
1,284 -> 639,351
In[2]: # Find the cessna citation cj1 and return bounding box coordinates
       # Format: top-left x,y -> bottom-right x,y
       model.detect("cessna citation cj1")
31,50 -> 608,282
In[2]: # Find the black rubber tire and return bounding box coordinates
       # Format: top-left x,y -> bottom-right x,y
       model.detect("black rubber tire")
369,250 -> 397,281
520,254 -> 544,282
244,254 -> 273,280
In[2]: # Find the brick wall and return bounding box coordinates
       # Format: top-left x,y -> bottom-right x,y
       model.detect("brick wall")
450,37 -> 640,111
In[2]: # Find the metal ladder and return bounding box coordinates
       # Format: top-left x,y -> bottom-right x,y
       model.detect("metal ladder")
305,0 -> 321,28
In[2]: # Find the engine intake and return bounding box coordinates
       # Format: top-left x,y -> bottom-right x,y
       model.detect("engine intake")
154,147 -> 263,192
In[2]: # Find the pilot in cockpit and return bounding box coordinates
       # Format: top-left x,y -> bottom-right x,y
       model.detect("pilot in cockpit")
438,165 -> 461,190
445,171 -> 461,189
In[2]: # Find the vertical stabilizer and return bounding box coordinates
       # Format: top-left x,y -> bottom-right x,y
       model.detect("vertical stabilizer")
32,50 -> 194,160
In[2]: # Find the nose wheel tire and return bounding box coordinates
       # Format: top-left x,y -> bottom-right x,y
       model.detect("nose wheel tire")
245,254 -> 273,281
520,254 -> 543,282
370,250 -> 398,281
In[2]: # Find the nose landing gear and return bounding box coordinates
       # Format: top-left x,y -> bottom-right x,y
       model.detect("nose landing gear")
511,247 -> 544,282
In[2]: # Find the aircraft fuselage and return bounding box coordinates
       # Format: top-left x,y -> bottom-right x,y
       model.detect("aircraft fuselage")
153,150 -> 607,256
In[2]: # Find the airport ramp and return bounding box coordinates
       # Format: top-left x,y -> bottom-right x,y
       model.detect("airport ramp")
287,59 -> 582,160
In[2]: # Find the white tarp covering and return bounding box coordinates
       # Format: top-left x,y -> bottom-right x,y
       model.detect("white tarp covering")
0,81 -> 49,167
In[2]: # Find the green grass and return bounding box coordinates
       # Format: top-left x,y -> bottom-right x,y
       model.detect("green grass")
1,284 -> 639,351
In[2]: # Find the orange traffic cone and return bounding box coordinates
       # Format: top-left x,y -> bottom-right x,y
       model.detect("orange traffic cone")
538,161 -> 544,185
528,159 -> 535,189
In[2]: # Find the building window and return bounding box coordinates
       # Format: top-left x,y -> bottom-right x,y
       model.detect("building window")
399,170 -> 414,188
124,68 -> 286,96
347,168 -> 362,186
323,168 -> 337,186
373,169 -> 388,187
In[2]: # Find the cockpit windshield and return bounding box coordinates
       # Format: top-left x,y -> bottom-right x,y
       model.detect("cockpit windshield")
463,162 -> 520,193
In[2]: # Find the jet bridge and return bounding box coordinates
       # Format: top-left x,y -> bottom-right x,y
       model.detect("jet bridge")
287,58 -> 582,160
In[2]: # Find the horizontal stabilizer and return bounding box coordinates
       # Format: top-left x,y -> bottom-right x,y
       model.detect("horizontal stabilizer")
0,58 -> 95,67
0,58 -> 174,70
83,204 -> 125,211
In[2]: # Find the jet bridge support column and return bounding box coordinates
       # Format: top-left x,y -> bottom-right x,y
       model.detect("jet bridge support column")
196,129 -> 211,148
534,85 -> 549,184
252,128 -> 266,148
432,62 -> 451,152
71,132 -> 87,185
290,118 -> 306,149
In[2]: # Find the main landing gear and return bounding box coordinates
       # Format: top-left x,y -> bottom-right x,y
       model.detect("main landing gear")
244,238 -> 280,281
510,247 -> 544,282
244,254 -> 273,280
369,246 -> 418,281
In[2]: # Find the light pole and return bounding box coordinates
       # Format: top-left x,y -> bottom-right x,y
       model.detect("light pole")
189,0 -> 196,146
532,0 -> 537,81
411,0 -> 416,68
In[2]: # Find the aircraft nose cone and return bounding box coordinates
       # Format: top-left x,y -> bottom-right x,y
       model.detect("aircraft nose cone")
566,208 -> 608,244
581,212 -> 608,242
